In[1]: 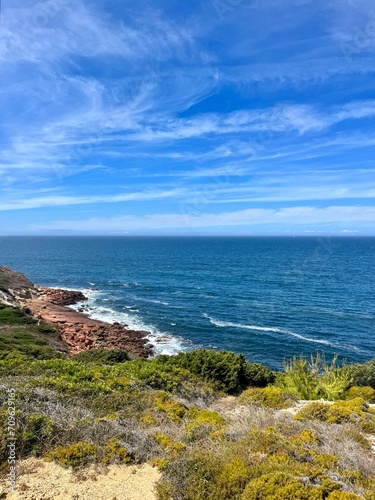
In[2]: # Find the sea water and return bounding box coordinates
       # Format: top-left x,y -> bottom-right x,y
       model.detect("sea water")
1,236 -> 374,370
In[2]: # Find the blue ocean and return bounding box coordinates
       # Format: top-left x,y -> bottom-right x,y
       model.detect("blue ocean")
0,236 -> 374,370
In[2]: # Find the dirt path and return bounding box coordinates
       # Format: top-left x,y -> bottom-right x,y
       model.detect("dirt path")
0,458 -> 161,500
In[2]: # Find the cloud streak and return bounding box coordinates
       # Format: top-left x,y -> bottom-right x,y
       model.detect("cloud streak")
0,0 -> 374,234
29,206 -> 375,232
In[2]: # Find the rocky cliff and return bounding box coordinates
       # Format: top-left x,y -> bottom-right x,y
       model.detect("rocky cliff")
0,266 -> 39,306
0,266 -> 152,358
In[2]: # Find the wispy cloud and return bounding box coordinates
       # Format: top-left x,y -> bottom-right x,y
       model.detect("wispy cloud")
29,205 -> 375,232
1,0 -> 374,233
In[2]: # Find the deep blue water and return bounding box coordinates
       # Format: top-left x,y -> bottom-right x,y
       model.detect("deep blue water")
0,236 -> 374,370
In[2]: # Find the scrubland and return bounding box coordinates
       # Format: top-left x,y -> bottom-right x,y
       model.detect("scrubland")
0,304 -> 374,499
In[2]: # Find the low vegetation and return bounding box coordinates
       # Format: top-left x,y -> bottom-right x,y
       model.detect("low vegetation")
0,304 -> 374,499
0,270 -> 10,291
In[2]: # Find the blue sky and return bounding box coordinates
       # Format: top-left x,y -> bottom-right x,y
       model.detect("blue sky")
0,0 -> 374,235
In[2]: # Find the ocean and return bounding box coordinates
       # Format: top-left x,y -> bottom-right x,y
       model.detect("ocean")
0,236 -> 374,370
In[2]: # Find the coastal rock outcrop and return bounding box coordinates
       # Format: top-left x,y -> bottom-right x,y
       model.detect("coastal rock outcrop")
38,286 -> 88,306
0,266 -> 153,359
0,266 -> 39,306
27,299 -> 152,358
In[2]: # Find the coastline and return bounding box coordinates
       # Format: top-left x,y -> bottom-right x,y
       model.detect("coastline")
26,287 -> 153,358
0,266 -> 153,359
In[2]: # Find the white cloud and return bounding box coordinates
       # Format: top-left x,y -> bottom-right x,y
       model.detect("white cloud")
29,205 -> 375,232
0,189 -> 184,211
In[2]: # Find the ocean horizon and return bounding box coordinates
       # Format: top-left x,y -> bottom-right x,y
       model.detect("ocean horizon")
1,236 -> 374,370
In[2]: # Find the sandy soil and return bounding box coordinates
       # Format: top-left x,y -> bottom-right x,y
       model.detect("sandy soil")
0,458 -> 161,500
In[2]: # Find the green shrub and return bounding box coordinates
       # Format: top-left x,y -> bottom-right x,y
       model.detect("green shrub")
348,360 -> 375,389
102,438 -> 131,464
327,492 -> 362,499
295,398 -> 375,432
21,413 -> 56,455
0,272 -> 10,290
32,323 -> 58,335
185,408 -> 226,440
213,457 -> 252,499
47,441 -> 98,468
241,472 -> 323,500
0,305 -> 36,326
156,349 -> 275,394
239,387 -> 296,409
276,354 -> 352,401
153,392 -> 187,422
294,402 -> 331,422
344,386 -> 375,403
74,348 -> 131,364
154,434 -> 186,459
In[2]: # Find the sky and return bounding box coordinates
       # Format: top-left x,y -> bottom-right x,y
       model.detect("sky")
0,0 -> 374,235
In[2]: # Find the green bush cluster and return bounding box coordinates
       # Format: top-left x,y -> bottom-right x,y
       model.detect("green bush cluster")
0,271 -> 10,291
185,408 -> 226,441
0,304 -> 36,326
295,398 -> 375,433
1,305 -> 375,499
156,420 -> 371,500
0,330 -> 61,361
47,441 -> 98,468
275,354 -> 353,400
344,385 -> 375,403
153,392 -> 187,422
155,349 -> 275,394
239,386 -> 297,409
74,348 -> 132,364
348,359 -> 375,389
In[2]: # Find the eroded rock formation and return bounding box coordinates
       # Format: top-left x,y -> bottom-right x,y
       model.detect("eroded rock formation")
0,266 -> 152,358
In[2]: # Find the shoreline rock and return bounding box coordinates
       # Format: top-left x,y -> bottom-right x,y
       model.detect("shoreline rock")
0,266 -> 153,359
37,286 -> 88,306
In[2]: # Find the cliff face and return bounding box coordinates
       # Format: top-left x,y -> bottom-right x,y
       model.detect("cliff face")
0,266 -> 39,306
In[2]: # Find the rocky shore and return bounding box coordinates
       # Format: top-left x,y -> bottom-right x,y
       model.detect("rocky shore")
0,266 -> 153,358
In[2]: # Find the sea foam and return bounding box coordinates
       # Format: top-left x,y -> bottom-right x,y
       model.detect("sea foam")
69,288 -> 192,356
204,314 -> 367,354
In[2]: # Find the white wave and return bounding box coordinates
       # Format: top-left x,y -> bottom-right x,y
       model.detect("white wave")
133,297 -> 169,306
68,291 -> 192,356
204,314 -> 367,354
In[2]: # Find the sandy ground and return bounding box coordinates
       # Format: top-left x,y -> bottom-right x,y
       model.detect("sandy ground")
0,458 -> 161,500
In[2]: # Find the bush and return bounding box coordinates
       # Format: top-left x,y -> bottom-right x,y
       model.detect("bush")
185,408 -> 226,440
74,348 -> 131,364
295,398 -> 375,432
327,492 -> 362,500
103,438 -> 131,464
344,386 -> 375,403
241,472 -> 323,500
213,457 -> 252,499
294,402 -> 331,422
239,387 -> 297,409
153,392 -> 187,422
0,305 -> 36,326
0,321 -> 63,362
348,359 -> 375,389
276,354 -> 352,401
154,434 -> 186,459
155,349 -> 275,394
47,441 -> 98,468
